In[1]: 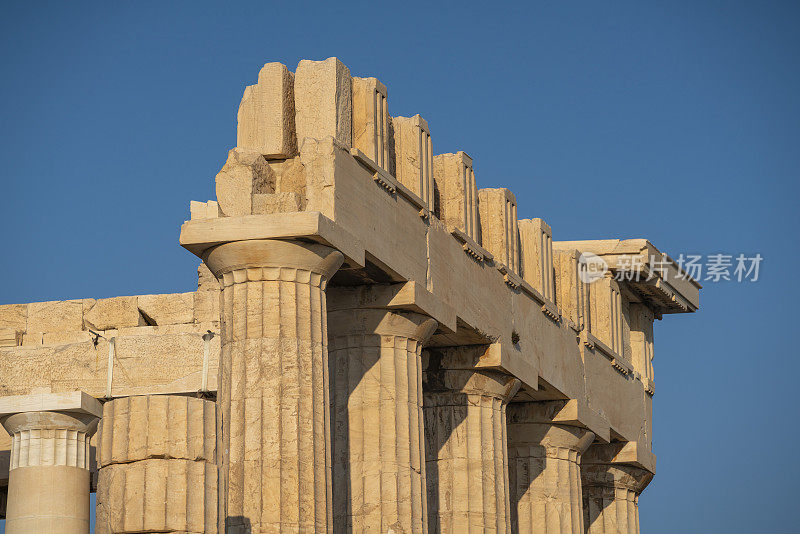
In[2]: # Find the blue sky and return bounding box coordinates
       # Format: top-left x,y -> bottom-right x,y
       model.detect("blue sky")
1,1 -> 798,531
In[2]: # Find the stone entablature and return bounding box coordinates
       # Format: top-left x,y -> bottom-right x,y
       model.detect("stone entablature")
0,57 -> 700,532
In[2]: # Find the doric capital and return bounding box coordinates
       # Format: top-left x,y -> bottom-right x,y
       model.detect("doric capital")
423,365 -> 521,403
582,441 -> 656,474
582,442 -> 655,494
203,238 -> 344,281
507,400 -> 600,456
507,422 -> 594,456
581,463 -> 653,495
328,308 -> 437,343
1,411 -> 98,437
0,392 -> 102,471
327,282 -> 457,333
0,391 -> 102,437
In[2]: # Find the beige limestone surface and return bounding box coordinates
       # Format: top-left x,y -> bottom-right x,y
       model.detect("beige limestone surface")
391,115 -> 434,210
328,290 -> 438,533
237,62 -> 297,159
95,395 -> 216,534
352,77 -> 390,173
433,151 -> 479,243
295,57 -> 352,147
215,148 -> 275,217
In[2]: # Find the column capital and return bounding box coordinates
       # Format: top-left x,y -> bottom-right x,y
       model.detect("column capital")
179,211 -> 365,268
1,411 -> 98,438
0,391 -> 102,437
327,282 -> 457,333
1,392 -> 101,474
424,367 -> 521,403
328,307 -> 438,344
581,463 -> 653,495
582,441 -> 656,474
509,399 -> 611,442
203,238 -> 344,282
507,421 -> 595,457
582,442 -> 655,494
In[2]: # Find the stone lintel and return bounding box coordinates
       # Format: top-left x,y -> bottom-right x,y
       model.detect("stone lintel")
583,330 -> 634,377
470,343 -> 539,392
583,441 -> 656,475
0,391 -> 102,419
509,399 -> 611,443
328,281 -> 457,333
179,210 -> 365,268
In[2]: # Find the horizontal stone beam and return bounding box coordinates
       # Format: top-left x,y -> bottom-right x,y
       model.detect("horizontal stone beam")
179,210 -> 365,268
582,441 -> 657,475
0,391 -> 102,418
328,281 -> 457,333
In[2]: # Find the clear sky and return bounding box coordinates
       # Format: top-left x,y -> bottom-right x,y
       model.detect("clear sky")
1,1 -> 798,532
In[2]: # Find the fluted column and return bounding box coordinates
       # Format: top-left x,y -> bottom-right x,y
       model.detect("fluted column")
0,392 -> 101,534
581,447 -> 653,534
204,238 -> 344,533
423,351 -> 521,534
506,402 -> 595,534
328,304 -> 437,533
95,395 -> 217,534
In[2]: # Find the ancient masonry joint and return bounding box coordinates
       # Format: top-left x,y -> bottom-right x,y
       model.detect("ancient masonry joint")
0,57 -> 700,534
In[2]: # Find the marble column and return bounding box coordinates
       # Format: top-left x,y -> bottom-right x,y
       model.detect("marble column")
506,402 -> 595,534
328,303 -> 437,533
581,448 -> 653,534
423,350 -> 521,534
203,238 -> 344,533
95,395 -> 217,534
0,392 -> 102,534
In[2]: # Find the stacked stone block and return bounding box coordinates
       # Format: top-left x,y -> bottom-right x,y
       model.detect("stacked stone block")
95,395 -> 216,534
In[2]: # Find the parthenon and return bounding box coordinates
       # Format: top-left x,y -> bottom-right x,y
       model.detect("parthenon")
0,57 -> 700,533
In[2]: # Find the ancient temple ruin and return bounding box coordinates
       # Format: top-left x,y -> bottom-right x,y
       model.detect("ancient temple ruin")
0,57 -> 700,533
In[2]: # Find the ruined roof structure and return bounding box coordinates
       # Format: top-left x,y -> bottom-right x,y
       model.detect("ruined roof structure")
0,57 -> 700,534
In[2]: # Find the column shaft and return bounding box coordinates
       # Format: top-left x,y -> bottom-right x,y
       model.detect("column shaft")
581,461 -> 652,534
423,358 -> 520,534
205,239 -> 343,533
328,307 -> 436,533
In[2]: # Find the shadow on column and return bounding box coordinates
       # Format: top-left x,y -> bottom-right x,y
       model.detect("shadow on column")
329,343 -> 380,533
508,454 -> 546,534
225,516 -> 253,533
0,448 -> 8,519
421,348 -> 470,534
